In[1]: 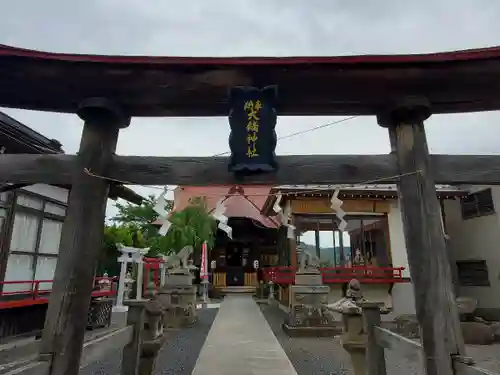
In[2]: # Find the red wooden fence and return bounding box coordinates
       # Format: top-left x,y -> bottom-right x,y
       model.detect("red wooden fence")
0,276 -> 117,309
262,266 -> 406,285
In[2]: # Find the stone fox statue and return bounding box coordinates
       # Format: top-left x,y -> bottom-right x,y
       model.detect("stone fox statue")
165,246 -> 193,271
296,243 -> 320,271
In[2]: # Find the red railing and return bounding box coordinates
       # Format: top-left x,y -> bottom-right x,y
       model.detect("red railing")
0,277 -> 117,309
262,266 -> 407,285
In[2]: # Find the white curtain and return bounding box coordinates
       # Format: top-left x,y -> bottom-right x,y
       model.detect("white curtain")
3,195 -> 65,295
0,208 -> 6,243
10,212 -> 39,253
44,202 -> 66,216
3,254 -> 34,293
39,219 -> 63,255
16,195 -> 43,210
34,256 -> 58,291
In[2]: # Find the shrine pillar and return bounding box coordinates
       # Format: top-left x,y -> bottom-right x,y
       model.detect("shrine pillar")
40,98 -> 130,375
377,98 -> 465,375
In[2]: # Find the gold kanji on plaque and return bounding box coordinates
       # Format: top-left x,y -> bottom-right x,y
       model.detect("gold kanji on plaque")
247,132 -> 258,144
246,143 -> 259,158
246,121 -> 259,132
244,100 -> 260,121
243,99 -> 262,159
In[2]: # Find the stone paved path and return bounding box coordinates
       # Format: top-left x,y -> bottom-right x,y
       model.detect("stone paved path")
79,308 -> 218,375
191,295 -> 298,375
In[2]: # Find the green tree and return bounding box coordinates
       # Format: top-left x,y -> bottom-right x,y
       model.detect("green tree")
111,194 -> 173,238
100,194 -> 216,272
98,195 -> 171,274
97,224 -> 147,276
157,196 -> 217,257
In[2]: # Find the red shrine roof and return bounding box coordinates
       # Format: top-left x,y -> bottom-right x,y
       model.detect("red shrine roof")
160,185 -> 279,229
1,44 -> 500,116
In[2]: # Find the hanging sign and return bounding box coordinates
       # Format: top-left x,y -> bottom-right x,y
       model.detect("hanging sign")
228,86 -> 278,173
200,241 -> 208,279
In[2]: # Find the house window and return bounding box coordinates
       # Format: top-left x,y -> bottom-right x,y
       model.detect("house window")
2,192 -> 65,294
460,189 -> 495,220
0,191 -> 8,203
0,207 -> 6,248
456,260 -> 490,286
0,190 -> 12,254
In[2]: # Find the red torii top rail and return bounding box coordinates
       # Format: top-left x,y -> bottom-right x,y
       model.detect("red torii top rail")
1,44 -> 500,116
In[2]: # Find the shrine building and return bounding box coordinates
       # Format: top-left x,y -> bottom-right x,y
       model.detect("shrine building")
261,184 -> 500,320
171,183 -> 500,321
168,185 -> 280,294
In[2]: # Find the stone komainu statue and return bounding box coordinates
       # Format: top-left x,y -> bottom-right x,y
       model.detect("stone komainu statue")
164,245 -> 193,272
296,243 -> 320,271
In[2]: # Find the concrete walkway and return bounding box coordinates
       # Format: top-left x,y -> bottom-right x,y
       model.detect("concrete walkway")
191,295 -> 298,375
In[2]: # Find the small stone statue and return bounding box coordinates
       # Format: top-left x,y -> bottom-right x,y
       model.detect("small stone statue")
164,245 -> 193,274
346,279 -> 364,302
123,272 -> 134,300
329,279 -> 365,313
297,243 -> 320,271
143,292 -> 165,340
98,272 -> 111,291
176,246 -> 193,270
165,255 -> 180,270
353,249 -> 365,266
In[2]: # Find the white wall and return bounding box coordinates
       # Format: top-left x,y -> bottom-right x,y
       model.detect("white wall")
387,201 -> 416,316
444,187 -> 500,311
387,201 -> 410,277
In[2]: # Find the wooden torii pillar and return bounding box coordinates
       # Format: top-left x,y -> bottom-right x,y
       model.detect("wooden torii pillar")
378,98 -> 465,375
39,98 -> 130,375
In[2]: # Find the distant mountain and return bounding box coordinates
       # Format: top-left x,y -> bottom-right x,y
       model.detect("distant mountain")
320,246 -> 351,265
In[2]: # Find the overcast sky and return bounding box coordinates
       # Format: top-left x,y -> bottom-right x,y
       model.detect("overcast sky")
1,0 -> 500,218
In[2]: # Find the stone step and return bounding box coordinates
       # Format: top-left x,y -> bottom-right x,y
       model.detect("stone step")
191,295 -> 298,375
220,286 -> 257,294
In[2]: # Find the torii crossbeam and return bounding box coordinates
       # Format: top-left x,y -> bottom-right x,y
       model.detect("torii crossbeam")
1,153 -> 500,186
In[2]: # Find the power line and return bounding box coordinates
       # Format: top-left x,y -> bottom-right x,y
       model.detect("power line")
92,115 -> 360,194
212,116 -> 358,157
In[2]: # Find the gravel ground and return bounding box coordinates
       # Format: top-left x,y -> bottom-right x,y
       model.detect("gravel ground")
260,304 -> 500,375
154,308 -> 217,375
260,303 -> 353,375
79,308 -> 218,375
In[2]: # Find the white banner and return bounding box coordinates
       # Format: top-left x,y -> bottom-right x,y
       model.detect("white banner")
200,241 -> 208,279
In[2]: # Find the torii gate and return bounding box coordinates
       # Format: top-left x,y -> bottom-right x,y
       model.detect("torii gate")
2,44 -> 500,375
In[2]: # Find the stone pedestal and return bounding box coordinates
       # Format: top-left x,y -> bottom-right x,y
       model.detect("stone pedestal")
457,296 -> 478,320
283,269 -> 340,337
157,270 -> 197,328
460,321 -> 495,345
341,309 -> 367,375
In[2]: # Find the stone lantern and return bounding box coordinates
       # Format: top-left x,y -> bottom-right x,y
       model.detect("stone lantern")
282,248 -> 338,337
330,279 -> 386,375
